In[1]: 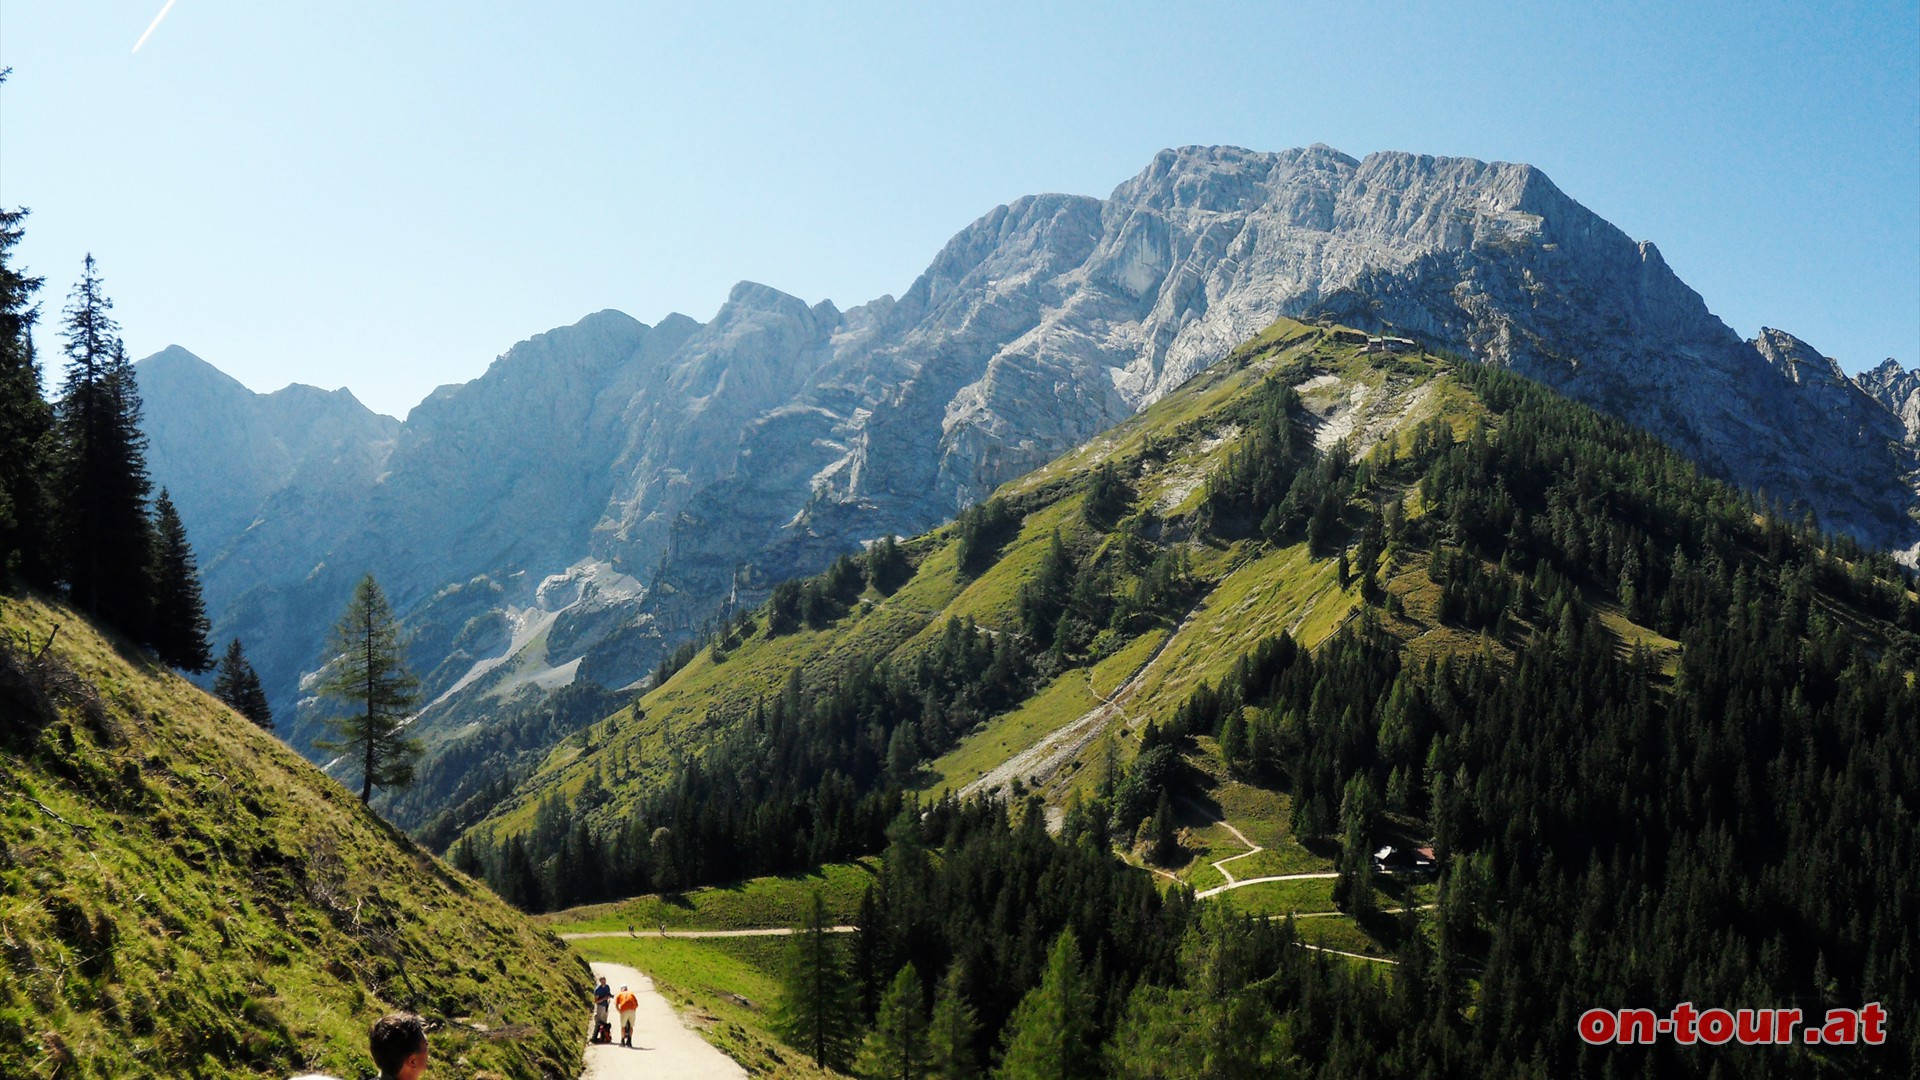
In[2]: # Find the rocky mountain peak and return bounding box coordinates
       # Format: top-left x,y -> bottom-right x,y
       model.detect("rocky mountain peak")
1753,326 -> 1850,387
1856,356 -> 1920,445
137,143 -> 1920,820
139,344 -> 245,388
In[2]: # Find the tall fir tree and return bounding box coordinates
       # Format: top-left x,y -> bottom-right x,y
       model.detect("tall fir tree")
315,573 -> 422,804
213,637 -> 273,730
774,891 -> 860,1071
996,930 -> 1098,1080
855,964 -> 931,1080
0,153 -> 54,589
52,256 -> 154,634
148,489 -> 212,671
1332,772 -> 1378,918
1148,790 -> 1180,866
926,963 -> 981,1080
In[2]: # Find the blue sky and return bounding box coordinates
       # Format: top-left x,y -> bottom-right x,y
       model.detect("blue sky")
2,1 -> 1915,417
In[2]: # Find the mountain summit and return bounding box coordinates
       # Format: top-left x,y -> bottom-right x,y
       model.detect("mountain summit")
136,145 -> 1918,826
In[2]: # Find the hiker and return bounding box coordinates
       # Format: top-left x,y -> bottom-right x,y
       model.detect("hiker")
369,1012 -> 430,1080
614,984 -> 640,1047
592,975 -> 613,1043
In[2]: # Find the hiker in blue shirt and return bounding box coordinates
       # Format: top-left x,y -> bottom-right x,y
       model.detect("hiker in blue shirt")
592,976 -> 614,1042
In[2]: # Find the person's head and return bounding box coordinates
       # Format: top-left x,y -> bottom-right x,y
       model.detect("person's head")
598,976 -> 608,985
369,1012 -> 429,1080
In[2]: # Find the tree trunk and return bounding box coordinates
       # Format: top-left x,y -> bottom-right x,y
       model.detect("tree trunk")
361,611 -> 375,804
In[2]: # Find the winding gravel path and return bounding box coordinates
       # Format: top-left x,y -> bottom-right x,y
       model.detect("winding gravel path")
1192,871 -> 1340,900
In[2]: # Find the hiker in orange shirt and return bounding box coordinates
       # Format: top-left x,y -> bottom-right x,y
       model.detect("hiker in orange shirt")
613,985 -> 640,1047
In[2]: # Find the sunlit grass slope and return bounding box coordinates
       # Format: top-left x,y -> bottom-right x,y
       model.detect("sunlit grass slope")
0,595 -> 587,1080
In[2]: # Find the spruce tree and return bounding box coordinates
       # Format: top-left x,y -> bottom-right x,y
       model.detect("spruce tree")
996,930 -> 1097,1080
214,638 -> 273,730
0,170 -> 54,589
52,256 -> 154,634
1333,772 -> 1378,918
866,534 -> 911,594
315,573 -> 422,804
854,964 -> 930,1080
926,963 -> 980,1080
1148,790 -> 1180,866
149,489 -> 212,671
774,891 -> 860,1071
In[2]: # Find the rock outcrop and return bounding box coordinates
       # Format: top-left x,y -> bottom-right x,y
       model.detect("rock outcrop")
138,145 -> 1919,827
1857,357 -> 1920,446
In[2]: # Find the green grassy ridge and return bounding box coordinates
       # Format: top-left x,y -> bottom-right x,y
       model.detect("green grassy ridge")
463,317 -> 1436,1030
0,595 -> 587,1080
462,319 -> 1415,851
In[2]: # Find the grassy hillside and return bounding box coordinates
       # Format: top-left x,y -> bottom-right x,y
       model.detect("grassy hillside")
0,594 -> 588,1080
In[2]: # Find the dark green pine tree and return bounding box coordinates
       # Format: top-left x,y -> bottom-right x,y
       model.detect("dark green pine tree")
213,638 -> 273,730
866,533 -> 911,594
315,573 -> 422,804
52,256 -> 155,634
0,178 -> 55,590
148,489 -> 212,671
1333,772 -> 1378,918
1148,790 -> 1180,866
774,891 -> 861,1071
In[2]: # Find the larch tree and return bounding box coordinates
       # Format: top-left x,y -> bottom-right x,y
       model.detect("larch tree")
214,637 -> 273,730
149,489 -> 212,671
53,256 -> 154,634
854,964 -> 930,1080
926,963 -> 980,1080
774,890 -> 860,1071
995,930 -> 1098,1080
0,160 -> 54,589
315,573 -> 421,804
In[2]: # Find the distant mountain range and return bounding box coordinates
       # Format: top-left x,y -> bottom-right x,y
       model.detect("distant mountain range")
136,144 -> 1918,826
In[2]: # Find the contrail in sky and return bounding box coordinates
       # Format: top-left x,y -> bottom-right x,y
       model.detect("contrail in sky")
131,0 -> 179,54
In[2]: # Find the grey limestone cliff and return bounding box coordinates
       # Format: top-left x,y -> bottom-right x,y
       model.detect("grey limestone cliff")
1858,357 -> 1920,447
138,144 -> 1919,829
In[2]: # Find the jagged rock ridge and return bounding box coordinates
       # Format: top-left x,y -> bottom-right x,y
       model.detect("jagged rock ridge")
136,145 -> 1919,827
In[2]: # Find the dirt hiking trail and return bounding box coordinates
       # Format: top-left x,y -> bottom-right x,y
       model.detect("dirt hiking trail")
579,962 -> 745,1079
